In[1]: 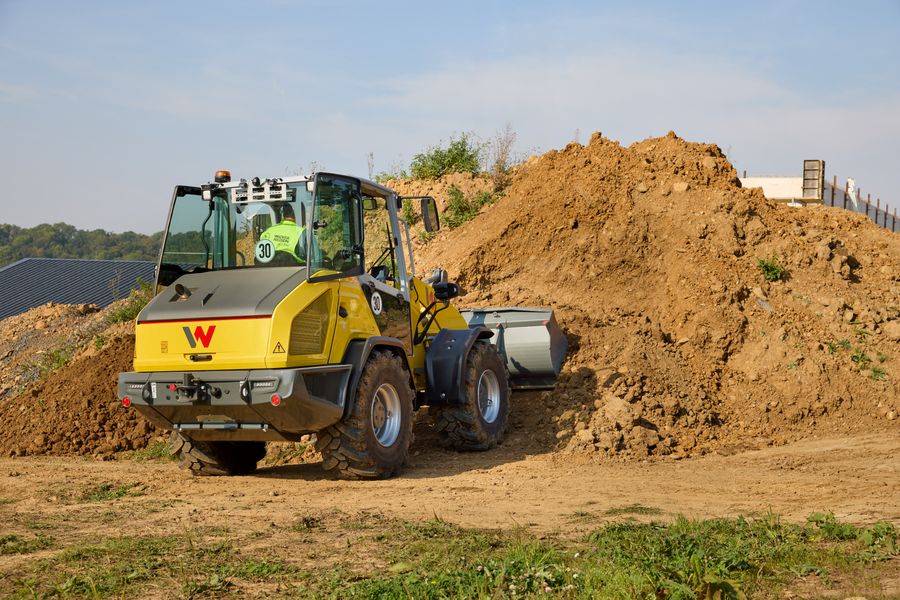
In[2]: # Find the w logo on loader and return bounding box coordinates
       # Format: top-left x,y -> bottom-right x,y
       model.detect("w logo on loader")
183,325 -> 216,349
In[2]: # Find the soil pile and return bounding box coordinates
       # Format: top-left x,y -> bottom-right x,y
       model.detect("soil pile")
0,335 -> 159,458
415,131 -> 900,459
2,131 -> 898,463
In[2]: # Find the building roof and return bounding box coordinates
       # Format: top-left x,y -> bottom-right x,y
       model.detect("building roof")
0,258 -> 155,321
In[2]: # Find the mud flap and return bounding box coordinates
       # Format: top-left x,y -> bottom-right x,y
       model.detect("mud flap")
424,327 -> 493,405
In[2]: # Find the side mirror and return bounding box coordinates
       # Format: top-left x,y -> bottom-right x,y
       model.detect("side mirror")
433,281 -> 459,301
362,196 -> 379,210
421,197 -> 440,232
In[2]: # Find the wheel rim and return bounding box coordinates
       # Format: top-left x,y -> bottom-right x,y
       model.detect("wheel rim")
477,370 -> 501,424
371,383 -> 401,447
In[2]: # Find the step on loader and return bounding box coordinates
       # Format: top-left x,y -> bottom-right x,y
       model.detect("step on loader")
118,171 -> 566,478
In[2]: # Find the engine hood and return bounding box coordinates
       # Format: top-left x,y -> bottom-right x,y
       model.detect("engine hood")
139,268 -> 308,322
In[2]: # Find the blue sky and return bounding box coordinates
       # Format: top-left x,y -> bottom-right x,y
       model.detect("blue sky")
1,0 -> 898,235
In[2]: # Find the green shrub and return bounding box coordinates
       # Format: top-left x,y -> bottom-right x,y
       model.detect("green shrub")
374,155 -> 409,183
410,133 -> 483,180
756,251 -> 785,281
442,186 -> 499,229
106,278 -> 153,324
402,199 -> 415,224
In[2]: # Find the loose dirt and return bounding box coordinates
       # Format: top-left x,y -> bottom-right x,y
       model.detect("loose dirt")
0,131 -> 898,545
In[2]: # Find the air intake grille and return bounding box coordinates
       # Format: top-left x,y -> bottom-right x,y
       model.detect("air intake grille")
289,292 -> 331,355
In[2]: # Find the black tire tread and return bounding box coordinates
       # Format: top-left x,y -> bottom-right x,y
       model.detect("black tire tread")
168,431 -> 266,476
317,351 -> 414,480
433,342 -> 510,451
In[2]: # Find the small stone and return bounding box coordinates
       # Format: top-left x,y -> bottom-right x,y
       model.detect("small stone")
888,412 -> 896,421
635,182 -> 649,193
751,287 -> 767,300
881,265 -> 894,276
701,157 -> 717,170
673,182 -> 689,193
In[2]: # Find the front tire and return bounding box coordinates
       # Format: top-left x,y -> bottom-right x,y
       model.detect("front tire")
168,432 -> 267,476
433,342 -> 510,451
315,351 -> 414,479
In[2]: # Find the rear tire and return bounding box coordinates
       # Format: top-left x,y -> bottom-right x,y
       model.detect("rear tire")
168,432 -> 267,476
433,342 -> 509,451
315,350 -> 414,479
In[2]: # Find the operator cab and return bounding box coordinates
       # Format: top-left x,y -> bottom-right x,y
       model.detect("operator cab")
155,172 -> 365,293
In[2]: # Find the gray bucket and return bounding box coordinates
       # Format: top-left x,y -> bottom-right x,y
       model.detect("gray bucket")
460,308 -> 568,389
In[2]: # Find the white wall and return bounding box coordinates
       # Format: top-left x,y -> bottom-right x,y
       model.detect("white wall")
739,176 -> 803,200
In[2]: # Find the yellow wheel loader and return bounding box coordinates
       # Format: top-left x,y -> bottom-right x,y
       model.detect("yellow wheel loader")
118,172 -> 566,478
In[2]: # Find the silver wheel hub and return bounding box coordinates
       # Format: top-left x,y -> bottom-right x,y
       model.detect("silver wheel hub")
372,383 -> 401,447
477,370 -> 501,424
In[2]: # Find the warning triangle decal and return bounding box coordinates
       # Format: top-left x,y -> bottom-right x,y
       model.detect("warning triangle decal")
273,342 -> 285,353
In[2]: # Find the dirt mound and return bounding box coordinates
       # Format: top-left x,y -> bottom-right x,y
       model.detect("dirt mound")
2,131 -> 898,465
415,131 -> 900,459
0,334 -> 160,458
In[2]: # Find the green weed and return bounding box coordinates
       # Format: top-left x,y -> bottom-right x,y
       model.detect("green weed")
106,277 -> 152,324
443,185 -> 499,229
877,351 -> 889,363
79,483 -> 148,503
757,251 -> 786,282
93,333 -> 109,351
402,198 -> 415,224
870,366 -> 887,381
786,362 -> 797,370
851,348 -> 871,368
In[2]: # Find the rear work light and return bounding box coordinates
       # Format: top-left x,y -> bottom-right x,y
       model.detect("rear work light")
122,397 -> 132,407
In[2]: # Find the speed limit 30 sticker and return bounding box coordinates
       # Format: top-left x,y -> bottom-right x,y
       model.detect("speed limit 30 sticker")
370,291 -> 383,315
255,239 -> 275,263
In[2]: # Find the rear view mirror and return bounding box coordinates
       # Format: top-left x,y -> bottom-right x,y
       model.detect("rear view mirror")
421,197 -> 440,232
362,196 -> 379,211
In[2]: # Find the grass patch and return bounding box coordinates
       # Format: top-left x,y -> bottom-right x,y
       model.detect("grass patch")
79,483 -> 148,503
5,513 -> 899,598
0,533 -> 54,555
604,504 -> 663,516
122,440 -> 176,463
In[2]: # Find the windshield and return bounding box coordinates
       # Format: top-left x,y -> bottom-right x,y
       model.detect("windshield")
157,175 -> 363,287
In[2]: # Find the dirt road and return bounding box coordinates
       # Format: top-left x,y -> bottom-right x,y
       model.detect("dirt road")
3,429 -> 897,540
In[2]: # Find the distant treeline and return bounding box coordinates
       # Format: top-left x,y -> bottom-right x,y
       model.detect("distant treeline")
0,223 -> 163,268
